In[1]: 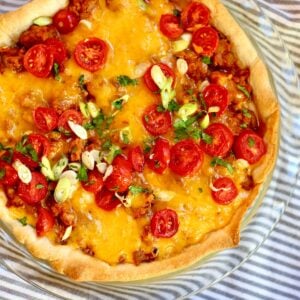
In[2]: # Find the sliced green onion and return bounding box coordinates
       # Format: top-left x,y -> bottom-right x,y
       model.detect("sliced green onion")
120,127 -> 132,144
79,102 -> 90,118
53,156 -> 68,180
200,114 -> 210,129
33,16 -> 52,26
178,103 -> 198,121
54,177 -> 71,203
87,102 -> 99,118
40,156 -> 55,181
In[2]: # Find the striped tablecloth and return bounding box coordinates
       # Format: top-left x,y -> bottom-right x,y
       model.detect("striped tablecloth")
0,1 -> 300,299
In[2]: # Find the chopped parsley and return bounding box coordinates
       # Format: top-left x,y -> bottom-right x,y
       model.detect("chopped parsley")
237,84 -> 250,99
35,184 -> 44,189
248,137 -> 255,148
112,98 -> 125,110
102,139 -> 112,151
18,217 -> 27,226
121,132 -> 130,144
201,132 -> 213,144
143,137 -> 154,153
156,100 -> 180,113
242,108 -> 252,118
116,75 -> 138,87
15,136 -> 38,162
0,168 -> 5,180
53,63 -> 61,81
78,74 -> 86,90
211,157 -> 234,174
129,185 -> 148,195
77,165 -> 88,182
202,56 -> 211,65
173,8 -> 180,17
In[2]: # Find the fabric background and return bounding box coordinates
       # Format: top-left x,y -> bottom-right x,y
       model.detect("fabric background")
0,0 -> 299,299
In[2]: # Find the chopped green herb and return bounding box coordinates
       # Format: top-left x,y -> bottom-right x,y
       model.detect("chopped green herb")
242,108 -> 252,118
240,123 -> 248,129
112,98 -> 124,110
18,217 -> 27,226
237,84 -> 250,99
121,132 -> 130,144
129,185 -> 147,195
78,74 -> 86,90
143,137 -> 154,153
35,184 -> 44,189
1,149 -> 13,163
187,89 -> 194,96
201,132 -> 213,144
211,157 -> 234,174
77,165 -> 88,182
167,100 -> 180,112
53,63 -> 61,81
0,143 -> 11,151
102,140 -> 112,151
202,56 -> 211,65
198,188 -> 203,193
16,137 -> 38,162
156,104 -> 165,112
0,168 -> 5,180
83,122 -> 95,130
173,8 -> 180,17
248,137 -> 255,148
117,75 -> 138,87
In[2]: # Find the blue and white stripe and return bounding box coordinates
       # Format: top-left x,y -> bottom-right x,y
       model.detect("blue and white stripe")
0,0 -> 300,299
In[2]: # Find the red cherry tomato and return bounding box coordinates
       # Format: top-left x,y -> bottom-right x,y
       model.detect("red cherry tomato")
82,170 -> 104,194
27,134 -> 50,159
128,146 -> 145,173
95,188 -> 121,211
57,109 -> 83,133
150,209 -> 179,238
233,130 -> 266,164
53,9 -> 79,34
211,177 -> 238,205
33,107 -> 59,132
169,139 -> 203,176
142,105 -> 172,136
13,152 -> 39,170
159,14 -> 183,39
45,38 -> 67,65
0,162 -> 18,186
23,44 -> 54,78
104,155 -> 132,193
202,84 -> 229,116
200,123 -> 233,158
192,26 -> 219,57
74,38 -> 108,72
17,172 -> 48,205
36,207 -> 55,237
147,137 -> 170,174
143,63 -> 176,93
181,2 -> 210,31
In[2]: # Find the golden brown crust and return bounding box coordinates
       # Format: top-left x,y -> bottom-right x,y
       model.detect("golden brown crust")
0,0 -> 279,281
0,0 -> 68,47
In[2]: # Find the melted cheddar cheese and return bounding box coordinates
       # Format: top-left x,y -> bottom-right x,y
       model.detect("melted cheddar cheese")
1,0 -> 255,265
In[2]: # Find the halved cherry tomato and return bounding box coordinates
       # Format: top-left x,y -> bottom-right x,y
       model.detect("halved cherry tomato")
169,139 -> 203,176
57,109 -> 83,133
23,44 -> 54,78
142,105 -> 172,136
147,137 -> 170,174
0,162 -> 18,187
233,130 -> 266,164
82,169 -> 104,194
200,123 -> 233,158
211,177 -> 238,205
53,9 -> 79,34
203,84 -> 228,116
33,107 -> 59,132
150,209 -> 179,238
74,38 -> 108,72
143,63 -> 176,93
128,146 -> 145,173
95,188 -> 121,211
36,207 -> 55,237
160,14 -> 183,39
181,2 -> 210,31
192,26 -> 219,57
27,134 -> 50,159
104,155 -> 132,193
13,152 -> 39,170
45,38 -> 67,65
17,172 -> 48,205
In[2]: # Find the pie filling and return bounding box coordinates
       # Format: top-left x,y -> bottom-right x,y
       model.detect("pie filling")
0,0 -> 266,265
